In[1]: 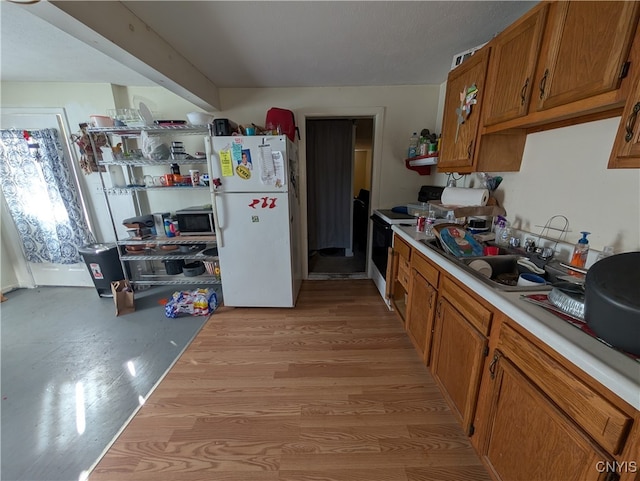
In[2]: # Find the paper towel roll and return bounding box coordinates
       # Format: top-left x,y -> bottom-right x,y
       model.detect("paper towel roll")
441,187 -> 489,206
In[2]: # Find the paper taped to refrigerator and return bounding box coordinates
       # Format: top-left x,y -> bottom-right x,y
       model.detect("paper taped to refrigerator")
219,149 -> 234,177
272,151 -> 286,187
258,144 -> 285,187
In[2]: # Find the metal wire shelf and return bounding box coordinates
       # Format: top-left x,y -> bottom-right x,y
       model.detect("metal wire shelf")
87,125 -> 212,136
98,157 -> 208,167
132,276 -> 221,286
104,185 -> 210,195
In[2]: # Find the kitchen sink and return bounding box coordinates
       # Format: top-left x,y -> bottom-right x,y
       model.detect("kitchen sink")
419,238 -> 552,292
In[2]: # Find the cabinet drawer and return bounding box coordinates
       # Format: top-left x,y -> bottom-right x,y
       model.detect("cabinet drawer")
499,323 -> 632,455
397,257 -> 410,291
411,250 -> 439,287
394,235 -> 411,261
440,275 -> 492,336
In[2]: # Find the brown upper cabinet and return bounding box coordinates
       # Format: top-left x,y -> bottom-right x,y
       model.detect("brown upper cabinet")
534,1 -> 639,112
482,3 -> 548,126
438,47 -> 491,172
439,0 -> 640,173
609,67 -> 640,168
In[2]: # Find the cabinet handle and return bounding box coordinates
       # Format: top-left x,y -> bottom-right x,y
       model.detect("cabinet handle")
624,101 -> 640,142
520,77 -> 529,105
539,69 -> 549,100
467,141 -> 473,159
489,350 -> 503,380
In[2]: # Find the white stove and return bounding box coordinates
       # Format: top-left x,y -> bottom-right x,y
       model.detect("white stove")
370,209 -> 416,303
370,187 -> 444,304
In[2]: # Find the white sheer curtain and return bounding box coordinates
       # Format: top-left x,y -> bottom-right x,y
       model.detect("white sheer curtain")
0,128 -> 95,263
307,119 -> 354,252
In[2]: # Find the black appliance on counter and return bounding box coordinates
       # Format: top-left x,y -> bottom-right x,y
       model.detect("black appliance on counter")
370,186 -> 444,279
213,118 -> 238,136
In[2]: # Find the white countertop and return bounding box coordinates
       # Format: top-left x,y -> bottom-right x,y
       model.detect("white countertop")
392,225 -> 640,410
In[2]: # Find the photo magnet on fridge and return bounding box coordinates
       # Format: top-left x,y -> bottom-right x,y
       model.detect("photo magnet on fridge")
239,149 -> 253,170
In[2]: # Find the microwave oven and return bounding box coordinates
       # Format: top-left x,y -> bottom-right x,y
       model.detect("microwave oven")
175,205 -> 215,236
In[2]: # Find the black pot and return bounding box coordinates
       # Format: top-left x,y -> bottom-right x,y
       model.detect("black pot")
584,252 -> 640,355
179,243 -> 206,253
163,259 -> 184,275
182,261 -> 205,277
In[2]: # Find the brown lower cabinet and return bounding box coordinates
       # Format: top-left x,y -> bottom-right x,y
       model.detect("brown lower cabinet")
430,275 -> 492,435
386,236 -> 411,326
431,297 -> 488,436
479,353 -> 615,481
474,320 -> 635,481
406,269 -> 436,363
405,250 -> 440,364
391,233 -> 640,481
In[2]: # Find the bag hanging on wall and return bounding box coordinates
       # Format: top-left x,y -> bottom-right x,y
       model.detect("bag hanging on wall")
111,280 -> 135,316
265,107 -> 300,142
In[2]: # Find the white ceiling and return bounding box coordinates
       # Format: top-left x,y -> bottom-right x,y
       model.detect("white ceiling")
1,1 -> 537,99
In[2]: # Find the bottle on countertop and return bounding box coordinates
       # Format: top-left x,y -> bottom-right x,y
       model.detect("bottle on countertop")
494,216 -> 510,246
595,245 -> 614,263
408,132 -> 419,158
570,231 -> 590,268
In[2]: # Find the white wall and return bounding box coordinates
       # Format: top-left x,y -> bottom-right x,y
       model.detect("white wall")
432,80 -> 639,255
0,82 -> 208,240
1,81 -> 638,290
2,82 -> 122,243
0,82 -> 206,291
497,118 -> 639,253
217,86 -> 442,209
448,118 -> 640,254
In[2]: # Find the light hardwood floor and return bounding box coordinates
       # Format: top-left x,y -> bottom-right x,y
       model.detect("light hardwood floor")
89,280 -> 491,481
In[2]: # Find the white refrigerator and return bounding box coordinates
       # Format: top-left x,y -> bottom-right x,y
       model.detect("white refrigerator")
207,135 -> 302,307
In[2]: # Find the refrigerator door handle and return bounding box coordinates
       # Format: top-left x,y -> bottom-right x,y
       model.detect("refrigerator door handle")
211,192 -> 223,248
206,135 -> 223,248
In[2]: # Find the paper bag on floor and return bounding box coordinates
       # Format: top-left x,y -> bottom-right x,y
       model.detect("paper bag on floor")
111,280 -> 135,316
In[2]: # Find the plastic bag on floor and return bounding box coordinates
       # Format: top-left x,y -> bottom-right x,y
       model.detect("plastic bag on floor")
164,288 -> 217,318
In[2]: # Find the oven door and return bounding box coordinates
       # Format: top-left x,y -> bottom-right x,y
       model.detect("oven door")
370,214 -> 393,279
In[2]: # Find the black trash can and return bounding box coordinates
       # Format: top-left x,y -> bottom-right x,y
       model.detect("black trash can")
78,243 -> 125,297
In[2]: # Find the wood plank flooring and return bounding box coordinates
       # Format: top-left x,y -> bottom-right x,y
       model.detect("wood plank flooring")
89,280 -> 491,481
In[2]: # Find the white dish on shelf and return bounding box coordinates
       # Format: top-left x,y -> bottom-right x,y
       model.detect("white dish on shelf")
139,102 -> 154,125
186,112 -> 214,125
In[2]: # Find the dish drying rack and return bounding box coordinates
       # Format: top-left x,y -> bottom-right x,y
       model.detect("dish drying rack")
526,215 -> 570,261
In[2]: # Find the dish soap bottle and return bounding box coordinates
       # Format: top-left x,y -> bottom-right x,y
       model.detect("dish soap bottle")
570,231 -> 590,268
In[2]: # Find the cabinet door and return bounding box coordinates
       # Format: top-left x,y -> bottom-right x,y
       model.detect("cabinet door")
609,73 -> 640,168
386,247 -> 408,325
535,1 -> 639,112
431,298 -> 487,434
481,353 -> 615,481
482,4 -> 548,126
406,270 -> 437,364
439,47 -> 490,172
